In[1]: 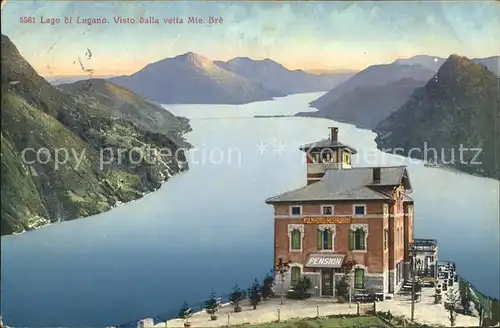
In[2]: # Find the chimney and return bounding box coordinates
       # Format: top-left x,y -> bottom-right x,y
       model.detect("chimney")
373,167 -> 381,184
330,127 -> 338,142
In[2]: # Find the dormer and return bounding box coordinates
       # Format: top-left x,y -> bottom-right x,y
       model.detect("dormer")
299,127 -> 358,185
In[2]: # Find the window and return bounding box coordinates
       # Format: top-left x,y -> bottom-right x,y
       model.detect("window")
383,204 -> 388,216
290,206 -> 302,216
291,266 -> 301,286
349,228 -> 366,251
290,229 -> 301,250
344,153 -> 351,165
384,229 -> 388,250
322,151 -> 331,163
353,205 -> 365,216
321,205 -> 333,215
354,268 -> 365,289
317,229 -> 333,250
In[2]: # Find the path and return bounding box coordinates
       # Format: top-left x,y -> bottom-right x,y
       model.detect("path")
152,285 -> 479,327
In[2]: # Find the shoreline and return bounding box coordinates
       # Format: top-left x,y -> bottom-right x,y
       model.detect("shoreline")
4,167 -> 189,237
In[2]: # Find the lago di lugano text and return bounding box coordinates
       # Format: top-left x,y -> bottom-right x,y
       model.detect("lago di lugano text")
21,16 -> 224,25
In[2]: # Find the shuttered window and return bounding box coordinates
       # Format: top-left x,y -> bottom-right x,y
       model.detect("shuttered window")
291,229 -> 301,250
354,268 -> 365,289
291,266 -> 301,286
349,229 -> 366,250
318,229 -> 333,250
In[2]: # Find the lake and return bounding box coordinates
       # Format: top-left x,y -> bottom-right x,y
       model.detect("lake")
1,92 -> 499,327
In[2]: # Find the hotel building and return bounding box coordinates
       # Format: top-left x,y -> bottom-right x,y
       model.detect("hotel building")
265,127 -> 415,297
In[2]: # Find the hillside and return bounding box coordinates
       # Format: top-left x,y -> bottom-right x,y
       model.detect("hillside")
58,78 -> 191,145
374,55 -> 500,180
214,57 -> 353,95
109,53 -> 284,105
0,34 -> 191,235
296,78 -> 428,129
309,63 -> 435,109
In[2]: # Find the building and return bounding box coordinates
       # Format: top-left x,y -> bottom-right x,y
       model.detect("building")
412,239 -> 439,279
265,127 -> 415,297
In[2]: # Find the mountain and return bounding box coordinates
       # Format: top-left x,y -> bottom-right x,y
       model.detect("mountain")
393,55 -> 446,72
472,56 -> 499,76
374,55 -> 500,180
309,63 -> 436,110
108,52 -> 284,105
394,55 -> 499,75
296,77 -> 428,129
1,34 -> 191,235
58,78 -> 190,143
214,57 -> 354,95
46,75 -> 115,85
306,68 -> 358,75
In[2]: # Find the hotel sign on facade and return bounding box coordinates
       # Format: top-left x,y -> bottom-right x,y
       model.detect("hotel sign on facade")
305,254 -> 345,268
302,217 -> 352,224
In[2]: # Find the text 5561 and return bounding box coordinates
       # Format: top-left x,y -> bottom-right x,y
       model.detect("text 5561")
20,17 -> 36,23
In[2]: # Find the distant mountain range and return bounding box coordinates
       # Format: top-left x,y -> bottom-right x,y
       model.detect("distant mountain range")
393,55 -> 499,75
1,34 -> 191,235
375,55 -> 499,180
214,57 -> 353,95
298,55 -> 499,129
46,75 -> 115,85
108,52 -> 284,105
297,77 -> 429,129
107,53 -> 355,105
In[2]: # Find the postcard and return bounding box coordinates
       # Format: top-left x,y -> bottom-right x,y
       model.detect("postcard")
1,1 -> 499,327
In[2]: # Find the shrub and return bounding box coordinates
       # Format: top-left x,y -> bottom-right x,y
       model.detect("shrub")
262,270 -> 275,300
248,279 -> 262,309
178,301 -> 193,327
178,301 -> 193,320
204,292 -> 219,320
286,276 -> 312,300
336,276 -> 350,299
229,284 -> 245,312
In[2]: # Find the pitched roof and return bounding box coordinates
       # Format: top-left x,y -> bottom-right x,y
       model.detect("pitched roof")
299,138 -> 358,154
266,166 -> 412,203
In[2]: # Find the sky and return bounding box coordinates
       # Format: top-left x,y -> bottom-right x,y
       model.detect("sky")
1,1 -> 499,76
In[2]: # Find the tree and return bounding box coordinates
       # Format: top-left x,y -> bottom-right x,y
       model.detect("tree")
178,302 -> 193,327
445,288 -> 460,327
248,279 -> 262,309
336,276 -> 350,302
262,270 -> 275,300
204,291 -> 219,321
229,284 -> 245,312
460,286 -> 472,315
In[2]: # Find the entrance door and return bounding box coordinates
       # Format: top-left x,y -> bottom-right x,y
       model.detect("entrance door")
321,269 -> 334,296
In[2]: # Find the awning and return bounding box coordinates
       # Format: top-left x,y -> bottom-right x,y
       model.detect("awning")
305,254 -> 345,268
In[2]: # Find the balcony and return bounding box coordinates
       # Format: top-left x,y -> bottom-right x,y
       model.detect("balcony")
412,239 -> 438,252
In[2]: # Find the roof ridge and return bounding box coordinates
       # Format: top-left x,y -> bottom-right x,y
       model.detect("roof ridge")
346,165 -> 407,170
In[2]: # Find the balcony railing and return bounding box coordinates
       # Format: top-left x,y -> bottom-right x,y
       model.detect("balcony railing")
412,239 -> 438,252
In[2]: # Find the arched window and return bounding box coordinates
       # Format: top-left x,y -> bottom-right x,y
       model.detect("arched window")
354,268 -> 365,289
349,228 -> 366,250
291,266 -> 301,286
291,229 -> 301,250
317,228 -> 333,250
